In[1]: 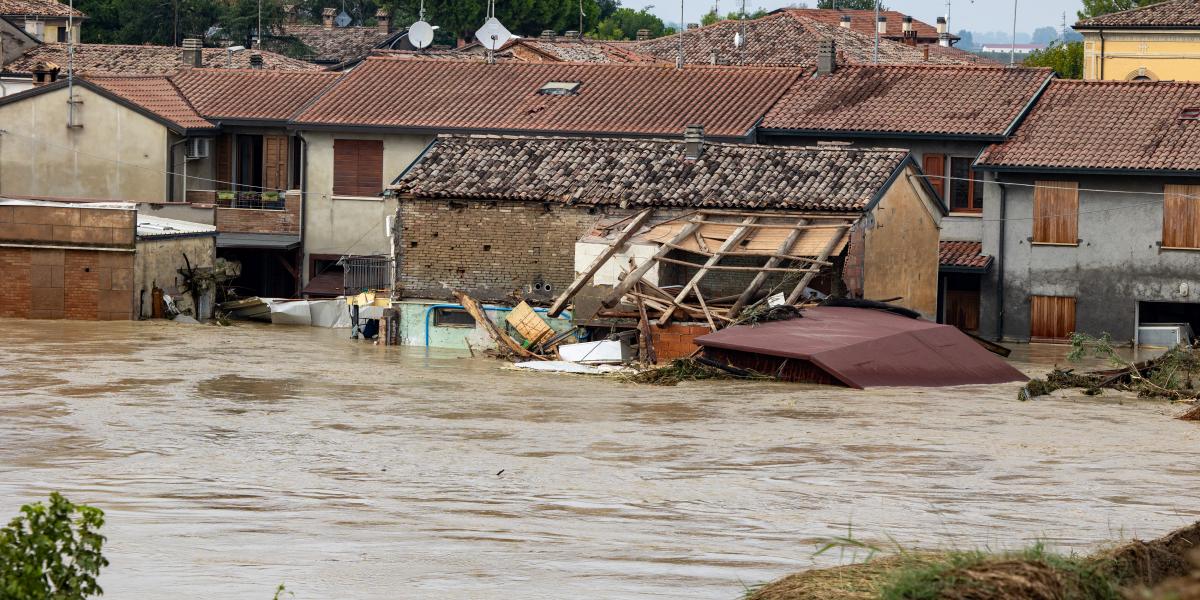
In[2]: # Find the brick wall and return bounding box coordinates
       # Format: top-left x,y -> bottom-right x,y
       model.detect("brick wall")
395,198 -> 610,303
650,323 -> 711,363
213,191 -> 301,235
0,247 -> 134,320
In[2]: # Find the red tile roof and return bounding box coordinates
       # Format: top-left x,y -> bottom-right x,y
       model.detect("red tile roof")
0,0 -> 81,18
292,57 -> 804,139
170,69 -> 341,121
761,64 -> 1053,138
501,38 -> 664,63
1076,0 -> 1200,29
976,79 -> 1200,173
939,241 -> 991,270
86,76 -> 215,132
3,43 -> 321,75
271,24 -> 401,64
629,11 -> 978,67
781,8 -> 955,43
389,135 -> 909,213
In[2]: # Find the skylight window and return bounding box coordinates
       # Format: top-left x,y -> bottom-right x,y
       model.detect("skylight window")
1181,107 -> 1200,121
538,81 -> 581,96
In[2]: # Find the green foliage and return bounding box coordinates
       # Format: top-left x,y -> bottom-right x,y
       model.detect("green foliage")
0,493 -> 108,600
1078,0 -> 1166,21
591,6 -> 668,40
377,0 -> 602,42
879,544 -> 1120,600
816,0 -> 886,9
1024,40 -> 1084,79
78,0 -> 220,44
700,8 -> 769,27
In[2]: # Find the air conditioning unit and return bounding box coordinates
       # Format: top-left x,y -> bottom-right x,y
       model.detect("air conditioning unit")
184,137 -> 210,159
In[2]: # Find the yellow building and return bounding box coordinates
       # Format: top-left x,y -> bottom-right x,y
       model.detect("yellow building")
1075,0 -> 1200,81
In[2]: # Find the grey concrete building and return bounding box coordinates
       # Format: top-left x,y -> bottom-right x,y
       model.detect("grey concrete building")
974,79 -> 1200,344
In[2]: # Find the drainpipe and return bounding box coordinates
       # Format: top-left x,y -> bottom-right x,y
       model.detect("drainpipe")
297,132 -> 308,297
1099,30 -> 1105,79
995,180 -> 1007,341
169,137 -> 188,201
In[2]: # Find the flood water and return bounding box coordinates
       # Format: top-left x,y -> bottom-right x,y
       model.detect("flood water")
1,319 -> 1198,599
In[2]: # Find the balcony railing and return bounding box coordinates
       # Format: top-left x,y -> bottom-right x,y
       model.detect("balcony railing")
341,255 -> 392,294
215,191 -> 286,211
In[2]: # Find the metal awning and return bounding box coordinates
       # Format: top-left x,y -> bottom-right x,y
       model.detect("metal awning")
217,233 -> 301,250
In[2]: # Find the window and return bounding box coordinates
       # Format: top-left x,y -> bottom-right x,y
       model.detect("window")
922,153 -> 946,200
56,27 -> 68,42
235,134 -> 264,193
1032,180 -> 1079,245
1030,295 -> 1076,341
433,307 -> 476,328
1163,184 -> 1200,249
538,81 -> 580,95
333,139 -> 384,197
948,157 -> 982,212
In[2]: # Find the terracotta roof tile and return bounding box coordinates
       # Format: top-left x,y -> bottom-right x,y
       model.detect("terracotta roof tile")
1076,0 -> 1200,28
0,0 -> 81,18
761,64 -> 1053,137
292,57 -> 803,139
170,69 -> 341,121
85,76 -> 215,132
272,24 -> 401,64
782,8 -> 955,43
390,135 -> 908,212
976,79 -> 1200,173
629,11 -> 979,67
3,43 -> 321,75
939,241 -> 991,269
503,38 -> 664,63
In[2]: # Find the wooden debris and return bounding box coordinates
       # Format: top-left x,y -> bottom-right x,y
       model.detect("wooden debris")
453,291 -> 544,361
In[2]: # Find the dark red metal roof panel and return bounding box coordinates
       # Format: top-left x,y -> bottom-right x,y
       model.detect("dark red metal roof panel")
695,306 -> 1027,388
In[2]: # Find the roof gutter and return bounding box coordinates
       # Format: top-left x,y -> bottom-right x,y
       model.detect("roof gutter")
285,123 -> 756,143
973,164 -> 1200,178
758,128 -> 1006,142
388,137 -> 438,188
1002,73 -> 1054,138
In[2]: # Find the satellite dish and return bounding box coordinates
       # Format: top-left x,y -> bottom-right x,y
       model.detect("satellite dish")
409,20 -> 434,49
475,16 -> 512,51
334,10 -> 352,27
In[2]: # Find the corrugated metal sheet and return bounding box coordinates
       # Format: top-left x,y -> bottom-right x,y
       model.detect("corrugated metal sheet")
695,306 -> 1027,388
136,214 -> 217,239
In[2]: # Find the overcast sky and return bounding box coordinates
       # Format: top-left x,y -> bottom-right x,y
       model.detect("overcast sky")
620,1 -> 1086,34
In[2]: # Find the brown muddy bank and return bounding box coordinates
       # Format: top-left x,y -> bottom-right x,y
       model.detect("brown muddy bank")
0,319 -> 1197,599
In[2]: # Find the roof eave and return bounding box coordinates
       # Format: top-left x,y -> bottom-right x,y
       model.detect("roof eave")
287,122 -> 757,142
759,128 -> 1006,142
974,163 -> 1200,178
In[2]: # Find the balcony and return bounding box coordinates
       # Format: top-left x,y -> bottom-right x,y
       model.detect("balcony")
215,191 -> 287,211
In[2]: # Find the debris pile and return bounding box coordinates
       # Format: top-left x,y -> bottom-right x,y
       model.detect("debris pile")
625,357 -> 768,386
1021,338 -> 1200,407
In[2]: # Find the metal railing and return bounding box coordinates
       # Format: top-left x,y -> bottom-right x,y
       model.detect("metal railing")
215,191 -> 287,211
341,255 -> 392,294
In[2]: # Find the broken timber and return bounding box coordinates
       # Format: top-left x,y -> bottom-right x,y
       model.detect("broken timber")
453,291 -> 543,360
548,208 -> 654,318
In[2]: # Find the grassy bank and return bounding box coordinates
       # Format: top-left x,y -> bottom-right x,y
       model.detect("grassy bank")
747,522 -> 1200,600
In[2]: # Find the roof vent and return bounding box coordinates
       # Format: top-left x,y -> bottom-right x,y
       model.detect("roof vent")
322,7 -> 336,29
375,8 -> 389,33
564,30 -> 579,38
538,81 -> 580,95
540,29 -> 556,40
181,37 -> 203,67
249,53 -> 263,69
687,22 -> 700,30
636,28 -> 651,41
839,15 -> 852,29
817,39 -> 836,75
1181,107 -> 1200,120
684,124 -> 704,161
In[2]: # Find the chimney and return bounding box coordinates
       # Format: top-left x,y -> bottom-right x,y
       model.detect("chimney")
839,15 -> 851,29
182,37 -> 203,68
564,29 -> 579,38
687,22 -> 700,30
375,8 -> 389,33
636,28 -> 651,41
902,16 -> 913,33
710,48 -> 719,64
923,45 -> 930,61
322,8 -> 336,29
283,4 -> 296,25
540,29 -> 556,40
249,53 -> 263,69
684,125 -> 704,161
902,16 -> 916,45
876,15 -> 887,35
936,17 -> 950,47
817,39 -> 835,75
30,61 -> 59,86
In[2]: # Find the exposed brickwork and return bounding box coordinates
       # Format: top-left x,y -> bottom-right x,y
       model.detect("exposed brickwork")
213,191 -> 301,235
0,248 -> 32,318
651,323 -> 712,364
396,199 -> 607,303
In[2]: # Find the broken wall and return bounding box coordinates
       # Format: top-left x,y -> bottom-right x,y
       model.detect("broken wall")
133,235 -> 217,318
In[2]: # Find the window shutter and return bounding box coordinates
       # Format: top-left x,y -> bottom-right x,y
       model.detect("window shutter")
1163,184 -> 1200,249
333,139 -> 384,197
214,134 -> 234,191
1030,295 -> 1076,341
1033,181 -> 1078,244
262,135 -> 289,191
922,154 -> 946,200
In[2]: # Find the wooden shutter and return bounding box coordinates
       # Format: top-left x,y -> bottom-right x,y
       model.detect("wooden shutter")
214,134 -> 234,191
262,135 -> 289,191
923,153 -> 946,200
1163,184 -> 1200,249
333,139 -> 384,197
1033,181 -> 1078,244
1030,295 -> 1076,341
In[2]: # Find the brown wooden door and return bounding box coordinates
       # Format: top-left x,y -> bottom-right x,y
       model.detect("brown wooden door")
945,289 -> 981,332
1163,184 -> 1200,249
262,135 -> 289,192
1033,181 -> 1079,244
1030,295 -> 1076,341
923,153 -> 946,201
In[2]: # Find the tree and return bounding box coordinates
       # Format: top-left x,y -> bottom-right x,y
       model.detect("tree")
701,7 -> 770,26
591,6 -> 667,40
1023,40 -> 1083,79
1031,25 -> 1058,45
1078,0 -> 1164,20
816,0 -> 886,9
0,493 -> 108,600
376,0 -> 602,43
956,29 -> 974,49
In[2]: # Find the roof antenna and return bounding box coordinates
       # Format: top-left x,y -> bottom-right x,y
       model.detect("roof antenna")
676,0 -> 684,69
872,0 -> 879,64
407,0 -> 435,50
733,0 -> 746,50
578,0 -> 584,39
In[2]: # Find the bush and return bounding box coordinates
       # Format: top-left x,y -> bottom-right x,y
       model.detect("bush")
0,493 -> 108,600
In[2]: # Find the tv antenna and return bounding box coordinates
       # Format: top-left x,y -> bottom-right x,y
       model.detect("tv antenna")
408,0 -> 434,49
334,0 -> 351,27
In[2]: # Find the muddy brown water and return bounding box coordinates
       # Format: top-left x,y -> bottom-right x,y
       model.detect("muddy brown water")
1,319 -> 1198,599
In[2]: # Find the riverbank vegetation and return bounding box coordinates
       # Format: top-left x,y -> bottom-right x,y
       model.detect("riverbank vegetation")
747,521 -> 1200,600
0,493 -> 108,600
